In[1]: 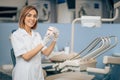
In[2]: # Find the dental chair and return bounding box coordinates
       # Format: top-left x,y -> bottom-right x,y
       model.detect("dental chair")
87,53 -> 120,80
11,48 -> 16,67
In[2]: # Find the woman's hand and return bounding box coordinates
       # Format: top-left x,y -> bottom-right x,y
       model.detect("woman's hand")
42,26 -> 59,46
47,26 -> 59,41
52,27 -> 59,41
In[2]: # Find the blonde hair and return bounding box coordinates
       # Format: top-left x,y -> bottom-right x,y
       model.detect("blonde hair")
19,5 -> 38,29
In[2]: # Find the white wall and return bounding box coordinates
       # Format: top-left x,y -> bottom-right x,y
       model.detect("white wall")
57,3 -> 74,23
0,0 -> 25,7
76,0 -> 102,18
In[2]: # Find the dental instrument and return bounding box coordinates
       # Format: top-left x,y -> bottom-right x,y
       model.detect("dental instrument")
51,36 -> 118,72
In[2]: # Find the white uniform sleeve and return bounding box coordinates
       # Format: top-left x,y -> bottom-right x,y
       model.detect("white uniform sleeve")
11,33 -> 27,57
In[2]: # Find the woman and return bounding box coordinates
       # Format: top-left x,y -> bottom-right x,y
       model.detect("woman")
10,5 -> 59,80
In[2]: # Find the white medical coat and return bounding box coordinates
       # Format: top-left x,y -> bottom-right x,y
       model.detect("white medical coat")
11,28 -> 44,80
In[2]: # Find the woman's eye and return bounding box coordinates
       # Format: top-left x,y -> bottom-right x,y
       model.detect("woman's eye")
33,15 -> 38,18
27,14 -> 31,17
26,14 -> 31,17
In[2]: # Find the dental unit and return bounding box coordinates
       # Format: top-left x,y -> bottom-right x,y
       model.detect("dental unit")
51,36 -> 118,72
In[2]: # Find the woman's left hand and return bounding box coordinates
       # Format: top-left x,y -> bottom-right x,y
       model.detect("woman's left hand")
49,26 -> 59,41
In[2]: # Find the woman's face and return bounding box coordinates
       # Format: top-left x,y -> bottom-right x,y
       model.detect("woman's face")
24,9 -> 38,28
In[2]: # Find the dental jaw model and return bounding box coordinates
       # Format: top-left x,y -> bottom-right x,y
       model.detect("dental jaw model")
42,26 -> 59,46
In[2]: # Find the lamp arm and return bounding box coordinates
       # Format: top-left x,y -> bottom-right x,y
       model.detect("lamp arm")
101,8 -> 119,22
70,18 -> 81,53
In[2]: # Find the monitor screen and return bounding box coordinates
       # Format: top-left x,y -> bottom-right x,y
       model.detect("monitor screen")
66,0 -> 75,10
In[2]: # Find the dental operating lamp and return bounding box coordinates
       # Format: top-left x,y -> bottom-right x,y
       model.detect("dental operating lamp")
70,1 -> 120,53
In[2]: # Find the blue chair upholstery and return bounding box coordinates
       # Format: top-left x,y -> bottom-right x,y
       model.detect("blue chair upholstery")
10,48 -> 16,67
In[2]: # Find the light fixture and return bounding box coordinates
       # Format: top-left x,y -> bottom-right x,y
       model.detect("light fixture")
81,16 -> 101,28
